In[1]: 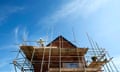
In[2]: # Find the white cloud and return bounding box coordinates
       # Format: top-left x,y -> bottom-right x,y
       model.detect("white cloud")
0,62 -> 7,68
39,0 -> 109,25
22,28 -> 29,41
0,6 -> 24,25
14,26 -> 29,45
14,26 -> 19,43
82,0 -> 109,15
0,26 -> 28,50
0,44 -> 17,50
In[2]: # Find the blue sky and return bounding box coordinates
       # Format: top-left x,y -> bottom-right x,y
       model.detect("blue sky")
0,0 -> 120,71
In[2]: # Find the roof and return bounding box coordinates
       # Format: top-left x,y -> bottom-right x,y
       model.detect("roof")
47,35 -> 77,48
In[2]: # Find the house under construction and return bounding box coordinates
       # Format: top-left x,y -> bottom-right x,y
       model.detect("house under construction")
13,35 -> 119,72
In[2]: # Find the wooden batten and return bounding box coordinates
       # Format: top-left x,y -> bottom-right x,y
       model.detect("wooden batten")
49,68 -> 100,72
20,46 -> 88,61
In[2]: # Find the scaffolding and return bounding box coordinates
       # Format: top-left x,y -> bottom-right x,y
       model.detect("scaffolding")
13,49 -> 34,72
13,36 -> 119,72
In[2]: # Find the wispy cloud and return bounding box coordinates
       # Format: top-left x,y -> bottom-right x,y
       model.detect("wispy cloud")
14,26 -> 29,45
22,27 -> 29,41
14,26 -> 19,43
0,62 -> 7,68
0,26 -> 21,50
0,44 -> 17,50
39,0 -> 109,25
0,5 -> 24,25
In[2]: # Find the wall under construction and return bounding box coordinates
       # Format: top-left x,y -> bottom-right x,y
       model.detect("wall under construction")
13,36 -> 119,72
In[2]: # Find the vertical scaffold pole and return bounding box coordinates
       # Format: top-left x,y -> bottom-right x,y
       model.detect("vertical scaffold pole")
48,23 -> 54,71
59,36 -> 61,72
82,55 -> 86,72
13,61 -> 17,72
40,46 -> 45,72
30,47 -> 35,69
48,44 -> 52,71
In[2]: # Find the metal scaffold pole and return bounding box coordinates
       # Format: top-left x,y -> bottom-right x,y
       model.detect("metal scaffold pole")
48,45 -> 52,71
86,33 -> 97,56
40,46 -> 45,72
59,36 -> 61,72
